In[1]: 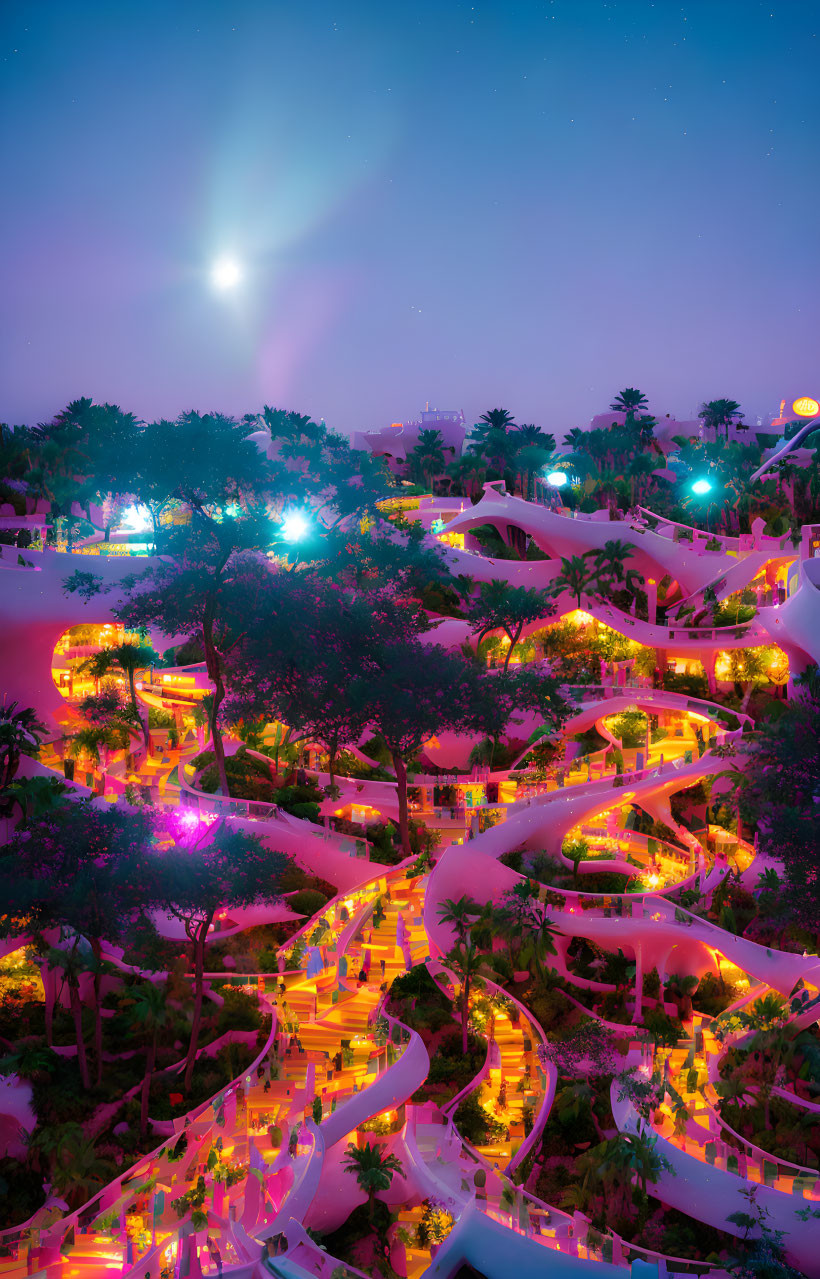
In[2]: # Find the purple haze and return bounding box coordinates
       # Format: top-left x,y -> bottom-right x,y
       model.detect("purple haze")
1,0 -> 818,434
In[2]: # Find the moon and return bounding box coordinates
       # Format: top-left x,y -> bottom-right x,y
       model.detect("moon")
210,257 -> 243,290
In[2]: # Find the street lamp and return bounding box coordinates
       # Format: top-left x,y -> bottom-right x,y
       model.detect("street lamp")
546,470 -> 568,488
280,510 -> 310,543
690,477 -> 714,533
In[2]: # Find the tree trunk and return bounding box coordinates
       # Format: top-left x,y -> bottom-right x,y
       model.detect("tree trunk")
129,668 -> 149,748
68,980 -> 91,1089
141,1035 -> 156,1136
202,621 -> 230,797
43,969 -> 56,1047
392,753 -> 412,858
474,625 -> 493,663
91,938 -> 104,1086
503,622 -> 524,673
183,921 -> 211,1094
462,977 -> 470,1055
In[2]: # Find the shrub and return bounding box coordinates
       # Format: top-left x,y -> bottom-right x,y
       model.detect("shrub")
662,670 -> 709,698
692,971 -> 738,1016
289,888 -> 330,918
643,1008 -> 683,1046
607,710 -> 647,749
389,965 -> 441,1001
216,987 -> 263,1034
437,1030 -> 483,1062
453,1090 -> 507,1145
405,1002 -> 453,1035
257,948 -> 280,973
528,988 -> 568,1034
148,707 -> 176,729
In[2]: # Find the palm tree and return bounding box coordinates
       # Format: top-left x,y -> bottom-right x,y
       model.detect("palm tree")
755,867 -> 781,897
81,641 -> 159,746
715,1074 -> 754,1109
67,722 -> 131,774
465,579 -> 554,671
590,464 -> 626,513
624,1128 -> 672,1199
498,884 -> 560,988
610,389 -> 649,424
663,973 -> 699,1020
514,424 -> 555,449
409,429 -> 446,491
0,1043 -> 59,1082
192,697 -> 211,750
550,555 -> 595,609
554,1080 -> 604,1137
446,940 -> 484,1054
511,429 -> 557,500
593,540 -> 636,590
122,982 -> 174,1136
728,648 -> 772,712
436,895 -> 480,942
625,453 -> 657,506
479,408 -> 516,431
342,1141 -> 404,1223
746,991 -> 787,1030
600,1128 -> 671,1210
0,702 -> 47,790
745,1022 -> 795,1129
26,1120 -> 83,1178
563,836 -> 589,884
447,455 -> 487,500
473,426 -> 518,475
520,912 -> 560,990
46,943 -> 93,1088
1,774 -> 68,825
562,427 -> 587,452
49,1126 -> 111,1207
699,399 -> 743,439
635,415 -> 658,445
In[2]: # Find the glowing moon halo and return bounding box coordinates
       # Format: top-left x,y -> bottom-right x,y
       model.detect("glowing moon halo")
210,257 -> 243,291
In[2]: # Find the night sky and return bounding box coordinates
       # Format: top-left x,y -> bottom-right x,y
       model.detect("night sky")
1,0 -> 818,435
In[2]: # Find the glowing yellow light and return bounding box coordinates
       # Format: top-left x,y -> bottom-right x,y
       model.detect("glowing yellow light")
792,396 -> 819,418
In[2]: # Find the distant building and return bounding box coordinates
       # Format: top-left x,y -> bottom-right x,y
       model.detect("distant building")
582,406 -> 756,453
575,408 -> 702,455
352,407 -> 466,474
771,396 -> 820,427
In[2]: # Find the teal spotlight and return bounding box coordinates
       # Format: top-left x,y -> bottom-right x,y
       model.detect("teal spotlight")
280,510 -> 310,543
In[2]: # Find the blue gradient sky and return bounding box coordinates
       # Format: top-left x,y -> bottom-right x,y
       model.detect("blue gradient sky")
1,0 -> 818,434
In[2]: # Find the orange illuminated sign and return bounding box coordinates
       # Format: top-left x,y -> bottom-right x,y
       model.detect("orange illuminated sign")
792,397 -> 819,418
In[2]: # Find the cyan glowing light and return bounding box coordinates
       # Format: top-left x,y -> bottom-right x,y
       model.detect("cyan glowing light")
691,478 -> 712,496
120,503 -> 153,533
210,257 -> 243,290
546,470 -> 568,488
280,510 -> 310,543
